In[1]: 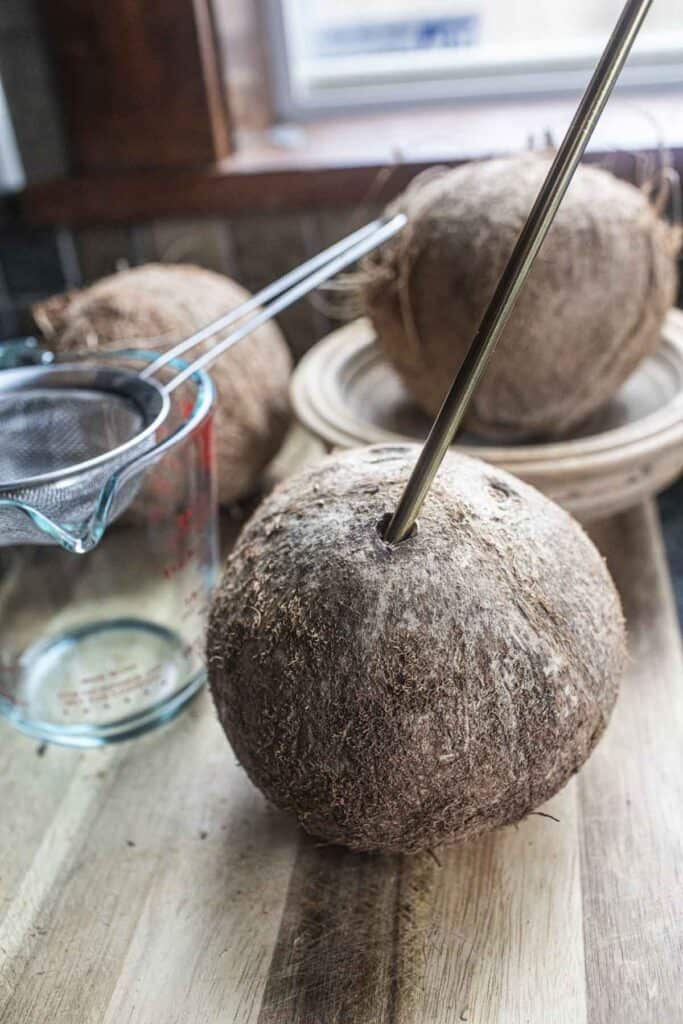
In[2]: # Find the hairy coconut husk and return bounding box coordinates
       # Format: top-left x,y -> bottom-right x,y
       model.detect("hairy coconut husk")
33,264 -> 292,505
208,443 -> 625,854
357,155 -> 680,440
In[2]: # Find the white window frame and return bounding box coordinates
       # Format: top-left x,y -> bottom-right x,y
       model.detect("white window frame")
0,76 -> 24,194
264,1 -> 683,122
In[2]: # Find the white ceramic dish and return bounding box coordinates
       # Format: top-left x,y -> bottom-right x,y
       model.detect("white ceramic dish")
291,309 -> 683,521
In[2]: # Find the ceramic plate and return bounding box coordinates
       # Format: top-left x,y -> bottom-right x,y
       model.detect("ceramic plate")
291,310 -> 683,521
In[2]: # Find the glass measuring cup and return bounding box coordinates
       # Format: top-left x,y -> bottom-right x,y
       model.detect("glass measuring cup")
0,347 -> 218,746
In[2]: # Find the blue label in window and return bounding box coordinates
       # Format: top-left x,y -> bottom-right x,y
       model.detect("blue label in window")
315,16 -> 480,57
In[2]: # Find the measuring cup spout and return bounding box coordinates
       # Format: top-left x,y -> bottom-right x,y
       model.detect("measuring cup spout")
0,433 -> 159,552
0,498 -> 98,552
1,423 -> 167,551
0,349 -> 218,551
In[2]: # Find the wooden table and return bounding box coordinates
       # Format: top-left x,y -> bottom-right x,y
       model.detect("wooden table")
1,501 -> 682,1023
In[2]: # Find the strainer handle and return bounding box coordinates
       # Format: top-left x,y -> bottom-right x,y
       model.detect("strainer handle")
164,214 -> 407,394
141,217 -> 395,383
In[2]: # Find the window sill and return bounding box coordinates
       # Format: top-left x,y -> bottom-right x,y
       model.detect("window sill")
21,89 -> 683,227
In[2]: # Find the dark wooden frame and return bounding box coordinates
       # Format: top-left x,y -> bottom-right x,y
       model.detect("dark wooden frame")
38,0 -> 232,174
23,135 -> 683,227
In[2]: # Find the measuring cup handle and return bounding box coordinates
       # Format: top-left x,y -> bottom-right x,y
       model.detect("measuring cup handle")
0,337 -> 53,370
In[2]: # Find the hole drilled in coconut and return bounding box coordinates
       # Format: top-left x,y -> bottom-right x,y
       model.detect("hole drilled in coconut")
376,511 -> 418,544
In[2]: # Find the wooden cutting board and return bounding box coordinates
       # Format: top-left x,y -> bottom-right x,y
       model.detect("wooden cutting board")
1,500 -> 682,1023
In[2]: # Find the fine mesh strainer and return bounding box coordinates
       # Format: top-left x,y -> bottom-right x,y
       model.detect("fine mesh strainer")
0,214 -> 406,550
0,364 -> 169,548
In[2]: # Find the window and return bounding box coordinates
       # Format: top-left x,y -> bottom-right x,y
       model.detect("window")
267,0 -> 683,118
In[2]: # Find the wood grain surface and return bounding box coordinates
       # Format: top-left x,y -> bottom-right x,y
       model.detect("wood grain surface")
1,500 -> 681,1023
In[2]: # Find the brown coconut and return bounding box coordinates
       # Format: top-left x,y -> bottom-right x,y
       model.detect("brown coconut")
33,263 -> 292,505
359,155 -> 680,439
208,443 -> 625,853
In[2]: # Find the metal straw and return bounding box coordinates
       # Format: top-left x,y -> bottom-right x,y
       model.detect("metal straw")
383,0 -> 653,545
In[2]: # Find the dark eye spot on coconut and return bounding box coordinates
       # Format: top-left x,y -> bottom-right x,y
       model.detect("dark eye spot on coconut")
487,478 -> 519,501
376,512 -> 418,546
366,446 -> 412,464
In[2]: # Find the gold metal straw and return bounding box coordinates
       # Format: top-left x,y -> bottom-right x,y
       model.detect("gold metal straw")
383,0 -> 653,545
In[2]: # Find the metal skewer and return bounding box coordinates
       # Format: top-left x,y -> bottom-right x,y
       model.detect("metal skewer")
383,0 -> 653,545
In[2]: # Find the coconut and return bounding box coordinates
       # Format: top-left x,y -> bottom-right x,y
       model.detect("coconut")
358,155 -> 680,439
208,443 -> 625,853
33,263 -> 292,505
